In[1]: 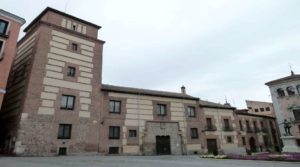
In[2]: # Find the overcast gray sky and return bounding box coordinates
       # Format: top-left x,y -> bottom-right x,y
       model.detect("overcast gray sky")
2,0 -> 300,108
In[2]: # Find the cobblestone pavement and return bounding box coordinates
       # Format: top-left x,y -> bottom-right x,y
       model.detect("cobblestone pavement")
0,155 -> 299,167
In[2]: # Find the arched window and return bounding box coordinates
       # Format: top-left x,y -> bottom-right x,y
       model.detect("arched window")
287,86 -> 295,96
277,88 -> 285,97
297,85 -> 300,94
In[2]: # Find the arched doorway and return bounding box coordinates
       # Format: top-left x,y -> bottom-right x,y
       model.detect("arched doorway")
249,137 -> 256,153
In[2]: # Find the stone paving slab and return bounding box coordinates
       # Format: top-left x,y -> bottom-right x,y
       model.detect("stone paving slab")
0,155 -> 299,167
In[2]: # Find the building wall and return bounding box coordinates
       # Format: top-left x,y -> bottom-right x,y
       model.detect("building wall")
268,80 -> 300,140
100,91 -> 201,155
0,12 -> 24,110
246,100 -> 275,117
1,9 -> 104,156
202,107 -> 242,154
236,114 -> 281,152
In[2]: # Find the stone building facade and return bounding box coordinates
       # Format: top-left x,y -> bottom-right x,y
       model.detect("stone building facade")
0,7 -> 283,156
266,72 -> 300,151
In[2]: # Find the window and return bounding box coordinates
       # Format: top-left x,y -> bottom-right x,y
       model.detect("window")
239,120 -> 243,131
206,118 -> 213,129
109,126 -> 120,139
190,128 -> 198,139
287,86 -> 295,95
297,140 -> 300,147
157,104 -> 167,116
227,136 -> 232,143
266,107 -> 270,111
67,66 -> 76,77
109,147 -> 119,154
297,85 -> 300,94
187,106 -> 196,117
72,25 -> 77,31
260,108 -> 264,112
246,120 -> 251,132
0,19 -> 9,35
298,125 -> 300,133
260,121 -> 264,129
109,100 -> 121,113
263,136 -> 268,146
242,137 -> 246,145
129,130 -> 137,137
254,108 -> 259,112
277,88 -> 285,97
293,109 -> 300,121
58,124 -> 72,139
224,119 -> 232,131
72,43 -> 78,51
253,121 -> 258,132
58,147 -> 67,155
0,40 -> 3,60
60,95 -> 75,110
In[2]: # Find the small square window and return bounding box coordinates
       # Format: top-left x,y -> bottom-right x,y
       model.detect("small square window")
260,108 -> 264,112
129,130 -> 137,137
60,95 -> 75,110
157,104 -> 167,116
58,147 -> 67,155
227,136 -> 232,143
187,106 -> 196,117
254,109 -> 259,112
109,100 -> 121,113
67,66 -> 76,77
58,124 -> 72,139
109,147 -> 119,154
72,43 -> 78,51
72,25 -> 76,31
266,107 -> 270,111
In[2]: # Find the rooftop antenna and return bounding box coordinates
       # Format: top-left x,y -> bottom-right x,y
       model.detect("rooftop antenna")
225,96 -> 228,103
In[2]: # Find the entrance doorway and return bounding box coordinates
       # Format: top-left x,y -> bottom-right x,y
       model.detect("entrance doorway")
249,137 -> 256,153
207,139 -> 218,155
156,136 -> 171,155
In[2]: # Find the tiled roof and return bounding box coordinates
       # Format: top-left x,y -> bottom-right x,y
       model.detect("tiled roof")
101,84 -> 199,100
265,72 -> 300,86
199,100 -> 236,109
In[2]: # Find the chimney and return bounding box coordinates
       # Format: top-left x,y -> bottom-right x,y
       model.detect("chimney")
181,85 -> 186,94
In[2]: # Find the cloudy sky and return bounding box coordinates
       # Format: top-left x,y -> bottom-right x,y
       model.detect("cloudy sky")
2,0 -> 300,108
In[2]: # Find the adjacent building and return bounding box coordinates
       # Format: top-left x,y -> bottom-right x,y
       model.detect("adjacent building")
0,9 -> 25,110
266,71 -> 300,151
0,7 -> 284,156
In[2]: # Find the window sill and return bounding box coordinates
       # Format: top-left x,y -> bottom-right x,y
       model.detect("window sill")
0,33 -> 8,38
60,108 -> 74,111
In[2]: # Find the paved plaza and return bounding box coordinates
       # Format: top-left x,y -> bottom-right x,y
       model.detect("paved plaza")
0,155 -> 299,167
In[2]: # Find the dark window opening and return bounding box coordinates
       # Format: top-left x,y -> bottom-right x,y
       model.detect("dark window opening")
277,88 -> 285,97
191,128 -> 198,139
239,120 -> 243,131
58,124 -> 72,139
129,130 -> 137,138
187,106 -> 196,117
287,86 -> 295,95
254,108 -> 259,112
0,19 -> 9,35
67,66 -> 76,77
109,100 -> 121,113
157,104 -> 167,116
260,108 -> 264,112
109,147 -> 119,154
227,136 -> 232,143
72,43 -> 78,51
58,147 -> 67,155
223,119 -> 232,131
72,25 -> 76,31
266,107 -> 270,111
242,137 -> 246,145
109,126 -> 120,139
293,109 -> 300,121
60,95 -> 75,110
0,41 -> 3,60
